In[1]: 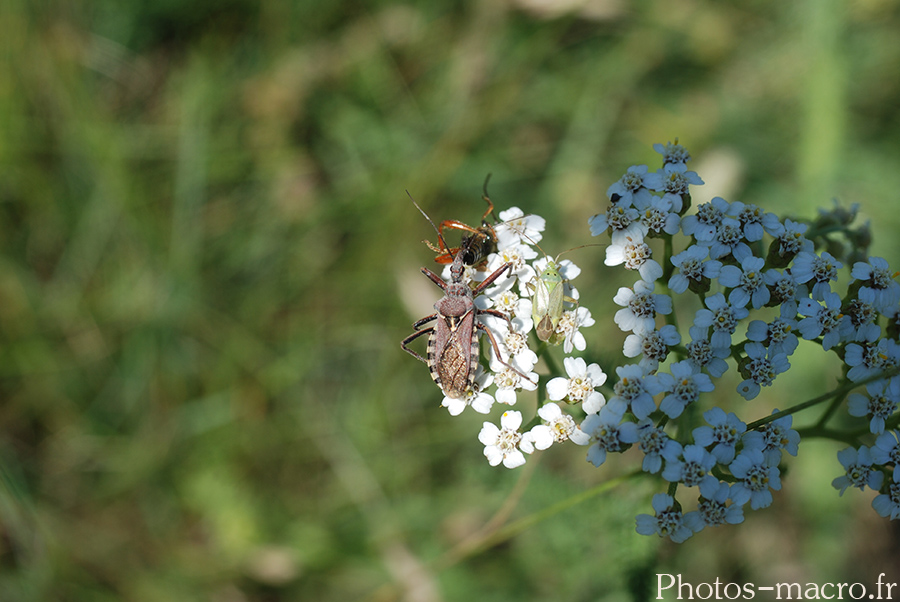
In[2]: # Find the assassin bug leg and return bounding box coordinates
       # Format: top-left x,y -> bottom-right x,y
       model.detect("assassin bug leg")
401,326 -> 433,363
411,313 -> 438,331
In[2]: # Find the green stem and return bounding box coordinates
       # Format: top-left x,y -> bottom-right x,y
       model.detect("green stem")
538,341 -> 563,377
746,369 -> 899,431
662,235 -> 675,283
794,426 -> 861,446
812,385 -> 849,429
433,470 -> 641,569
666,480 -> 678,498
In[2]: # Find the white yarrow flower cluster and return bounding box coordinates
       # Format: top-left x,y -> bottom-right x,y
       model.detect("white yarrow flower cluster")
584,140 -> 900,542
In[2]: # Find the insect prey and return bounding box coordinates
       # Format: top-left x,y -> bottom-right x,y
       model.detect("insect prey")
424,174 -> 501,270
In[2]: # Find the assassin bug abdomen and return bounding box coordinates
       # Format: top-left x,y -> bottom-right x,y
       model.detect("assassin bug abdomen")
425,263 -> 490,396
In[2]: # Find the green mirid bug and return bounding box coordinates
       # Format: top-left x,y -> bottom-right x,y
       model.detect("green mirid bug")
527,244 -> 599,345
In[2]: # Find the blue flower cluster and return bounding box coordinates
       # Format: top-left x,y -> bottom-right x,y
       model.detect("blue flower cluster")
584,141 -> 900,542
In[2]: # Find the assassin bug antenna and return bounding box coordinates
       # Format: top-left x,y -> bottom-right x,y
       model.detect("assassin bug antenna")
407,190 -> 453,257
407,190 -> 437,234
407,190 -> 466,283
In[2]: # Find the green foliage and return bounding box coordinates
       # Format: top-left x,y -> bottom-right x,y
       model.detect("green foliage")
2,0 -> 900,599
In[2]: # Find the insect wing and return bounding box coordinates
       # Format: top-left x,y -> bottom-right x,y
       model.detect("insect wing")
430,310 -> 477,399
532,277 -> 552,341
532,261 -> 565,342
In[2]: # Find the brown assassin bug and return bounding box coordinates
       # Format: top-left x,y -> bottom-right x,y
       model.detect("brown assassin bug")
425,174 -> 499,270
402,195 -> 535,400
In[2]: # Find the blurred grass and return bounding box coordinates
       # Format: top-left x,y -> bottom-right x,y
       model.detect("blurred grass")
2,0 -> 900,600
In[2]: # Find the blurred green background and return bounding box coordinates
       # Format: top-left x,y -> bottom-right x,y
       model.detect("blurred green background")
3,0 -> 900,600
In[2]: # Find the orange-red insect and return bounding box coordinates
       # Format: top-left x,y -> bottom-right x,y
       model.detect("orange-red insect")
425,175 -> 499,270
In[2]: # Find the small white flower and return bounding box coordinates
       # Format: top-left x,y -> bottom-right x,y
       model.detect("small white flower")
613,280 -> 673,334
479,410 -> 530,469
557,306 -> 594,353
653,140 -> 691,166
638,195 -> 681,236
693,293 -> 749,351
681,197 -> 732,242
661,444 -> 718,489
485,289 -> 533,328
718,254 -> 770,309
746,316 -> 800,357
623,419 -> 681,474
851,257 -> 900,313
797,291 -> 852,350
635,493 -> 697,543
645,360 -> 714,419
685,325 -> 730,377
483,244 -> 538,291
730,448 -> 782,510
623,325 -> 681,372
491,361 -> 539,406
579,406 -> 631,466
704,217 -> 752,261
668,245 -> 722,294
683,480 -> 744,533
845,290 -> 879,340
742,412 -> 800,465
791,251 -> 842,301
845,334 -> 900,382
537,403 -> 588,445
776,219 -> 814,258
478,317 -> 518,366
832,446 -> 884,495
606,165 -> 654,207
589,205 -> 643,239
502,321 -> 539,372
610,364 -> 655,420
737,342 -> 789,400
692,407 -> 746,464
605,235 -> 663,282
643,162 -> 704,196
731,201 -> 783,241
764,269 -> 803,318
496,208 -> 545,246
848,380 -> 900,435
546,356 -> 607,410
